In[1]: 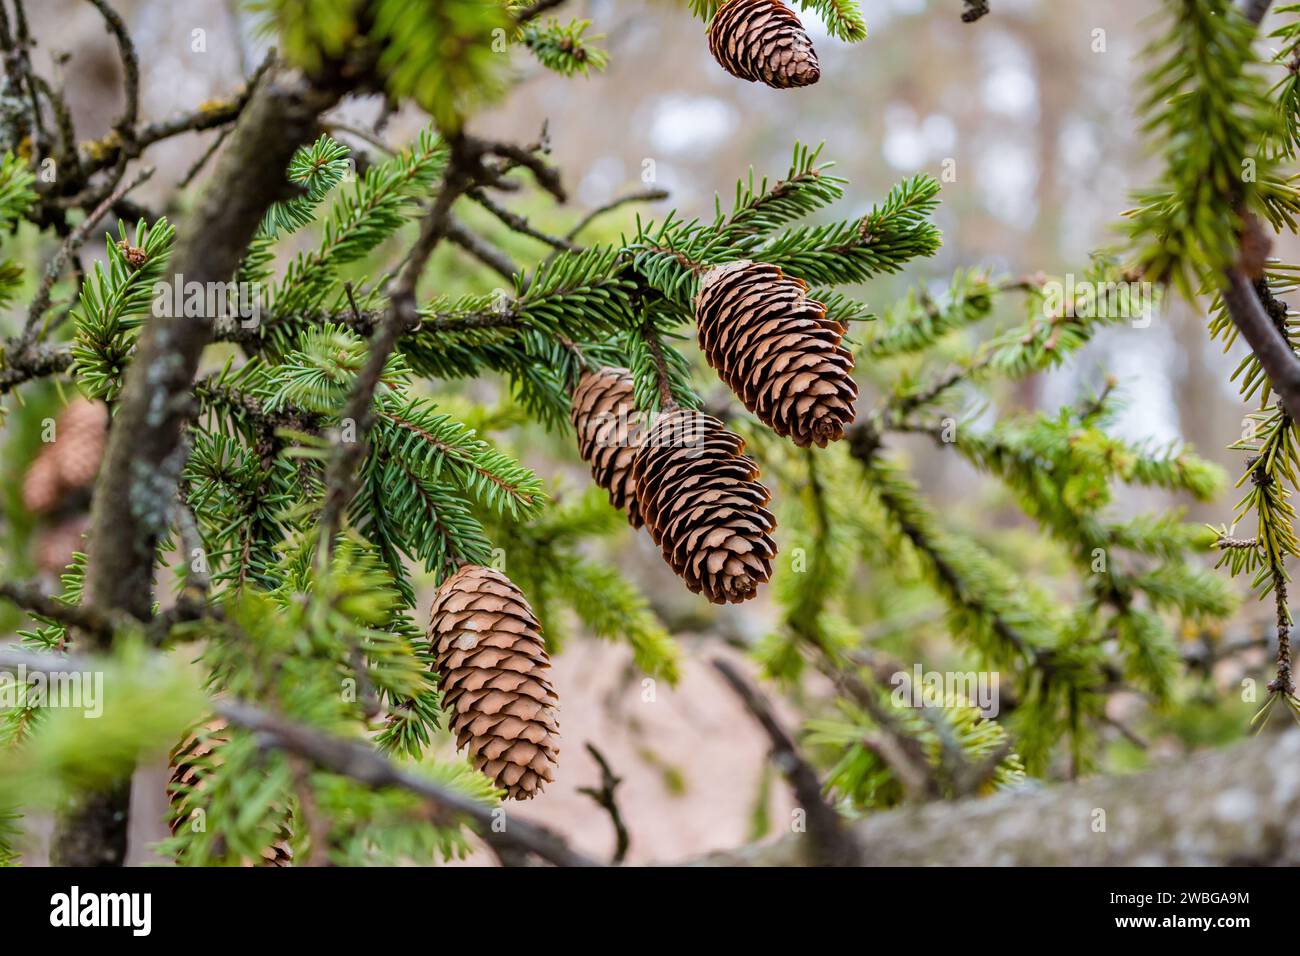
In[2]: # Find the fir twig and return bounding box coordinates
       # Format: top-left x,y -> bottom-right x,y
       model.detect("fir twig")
21,164 -> 154,349
318,135 -> 483,561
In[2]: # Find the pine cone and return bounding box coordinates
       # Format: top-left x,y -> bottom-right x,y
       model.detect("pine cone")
696,260 -> 858,448
21,453 -> 60,515
570,366 -> 645,527
52,398 -> 108,489
167,719 -> 294,866
429,565 -> 559,800
633,407 -> 777,604
21,398 -> 108,515
707,0 -> 821,89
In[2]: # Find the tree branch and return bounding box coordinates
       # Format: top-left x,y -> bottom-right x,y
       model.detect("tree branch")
1243,0 -> 1273,26
212,699 -> 598,867
64,66 -> 339,868
0,645 -> 597,867
576,742 -> 630,864
1223,266 -> 1300,423
687,729 -> 1300,865
0,580 -> 118,642
712,658 -> 864,866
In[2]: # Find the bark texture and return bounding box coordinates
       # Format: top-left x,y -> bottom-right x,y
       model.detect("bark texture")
687,729 -> 1300,866
54,66 -> 339,866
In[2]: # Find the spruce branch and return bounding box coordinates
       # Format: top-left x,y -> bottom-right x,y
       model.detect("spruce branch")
1223,264 -> 1300,422
212,698 -> 598,867
84,64 -> 340,618
20,164 -> 154,351
318,133 -> 493,561
64,67 -> 339,867
0,579 -> 118,642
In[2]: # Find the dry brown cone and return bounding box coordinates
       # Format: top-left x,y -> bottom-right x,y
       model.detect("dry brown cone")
632,406 -> 777,604
167,719 -> 294,866
696,260 -> 858,448
707,0 -> 821,89
570,366 -> 645,527
428,564 -> 559,800
21,398 -> 109,515
21,453 -> 60,515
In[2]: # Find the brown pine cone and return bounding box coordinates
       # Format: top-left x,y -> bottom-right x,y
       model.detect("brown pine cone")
428,564 -> 559,800
21,398 -> 108,515
696,260 -> 858,448
707,0 -> 821,89
632,407 -> 777,604
570,366 -> 645,527
52,398 -> 108,489
167,719 -> 294,866
21,453 -> 60,515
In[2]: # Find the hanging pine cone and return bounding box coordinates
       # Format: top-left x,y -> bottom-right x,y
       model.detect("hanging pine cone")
21,398 -> 108,515
52,398 -> 108,489
696,260 -> 858,448
633,407 -> 777,604
570,366 -> 645,527
707,0 -> 821,89
429,564 -> 559,800
167,719 -> 293,866
21,453 -> 60,515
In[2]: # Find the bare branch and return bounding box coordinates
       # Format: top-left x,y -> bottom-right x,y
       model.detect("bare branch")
84,0 -> 139,144
565,187 -> 669,242
446,217 -> 520,281
712,658 -> 864,866
576,743 -> 630,864
468,188 -> 580,252
1243,0 -> 1273,26
515,0 -> 569,23
0,341 -> 73,395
